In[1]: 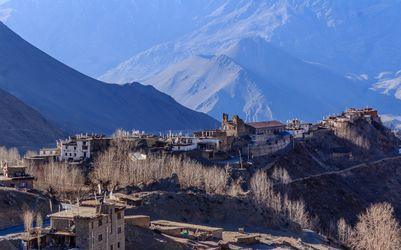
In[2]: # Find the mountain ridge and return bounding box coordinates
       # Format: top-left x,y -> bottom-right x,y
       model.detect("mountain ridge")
0,22 -> 218,134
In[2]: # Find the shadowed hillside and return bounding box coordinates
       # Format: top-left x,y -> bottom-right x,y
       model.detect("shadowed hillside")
0,22 -> 218,134
0,89 -> 64,150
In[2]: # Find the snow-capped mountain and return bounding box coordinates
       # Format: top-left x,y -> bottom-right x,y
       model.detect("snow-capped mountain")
99,0 -> 401,121
2,0 -> 401,122
142,37 -> 372,122
101,0 -> 401,82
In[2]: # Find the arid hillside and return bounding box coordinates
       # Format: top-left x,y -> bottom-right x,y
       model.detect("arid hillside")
284,156 -> 401,232
262,116 -> 401,233
0,188 -> 53,229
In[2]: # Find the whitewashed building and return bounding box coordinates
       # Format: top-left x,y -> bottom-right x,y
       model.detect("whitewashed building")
58,134 -> 93,161
171,136 -> 198,152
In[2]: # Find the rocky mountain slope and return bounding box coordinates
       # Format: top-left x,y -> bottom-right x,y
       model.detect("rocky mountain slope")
99,0 -> 401,80
141,37 -> 372,121
99,0 -> 401,122
285,156 -> 401,233
0,22 -> 218,134
265,117 -> 401,231
0,89 -> 64,150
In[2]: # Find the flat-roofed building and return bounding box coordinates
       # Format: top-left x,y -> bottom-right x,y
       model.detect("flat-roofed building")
0,162 -> 34,189
46,200 -> 125,250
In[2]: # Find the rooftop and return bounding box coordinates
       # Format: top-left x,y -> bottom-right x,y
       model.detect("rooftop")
5,165 -> 26,169
48,206 -> 98,219
0,175 -> 34,181
247,120 -> 285,129
152,220 -> 223,233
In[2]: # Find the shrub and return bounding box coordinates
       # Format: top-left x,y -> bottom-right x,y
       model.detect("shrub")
349,202 -> 401,250
250,170 -> 310,229
337,217 -> 353,245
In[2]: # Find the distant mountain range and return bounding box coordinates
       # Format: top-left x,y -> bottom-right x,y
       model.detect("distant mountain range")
0,88 -> 64,150
2,0 -> 401,123
0,22 -> 218,138
138,37 -> 370,122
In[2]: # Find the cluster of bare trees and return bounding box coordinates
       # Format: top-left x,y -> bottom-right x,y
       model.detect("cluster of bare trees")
336,202 -> 401,249
27,162 -> 86,201
0,146 -> 21,164
90,135 -> 229,194
22,208 -> 44,248
250,170 -> 311,229
92,149 -> 229,195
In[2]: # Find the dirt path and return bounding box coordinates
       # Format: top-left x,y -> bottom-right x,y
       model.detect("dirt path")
287,155 -> 401,185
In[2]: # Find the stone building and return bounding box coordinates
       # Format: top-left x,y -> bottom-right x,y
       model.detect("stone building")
222,113 -> 253,137
322,107 -> 381,129
247,121 -> 286,143
46,200 -> 125,250
286,119 -> 312,138
246,121 -> 291,157
58,134 -> 110,162
195,114 -> 291,158
0,161 -> 34,188
167,135 -> 198,152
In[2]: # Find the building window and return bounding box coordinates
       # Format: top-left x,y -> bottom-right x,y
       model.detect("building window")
117,212 -> 122,220
117,242 -> 120,248
118,227 -> 122,234
98,234 -> 103,242
110,245 -> 113,250
91,222 -> 94,229
98,218 -> 102,226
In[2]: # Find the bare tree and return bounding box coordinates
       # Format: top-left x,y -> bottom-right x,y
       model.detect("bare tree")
272,167 -> 292,184
24,150 -> 37,158
337,217 -> 353,245
283,195 -> 310,229
250,170 -> 311,229
36,213 -> 43,249
93,151 -> 229,195
0,146 -> 21,164
28,162 -> 85,201
349,202 -> 401,250
92,134 -> 133,192
22,208 -> 34,235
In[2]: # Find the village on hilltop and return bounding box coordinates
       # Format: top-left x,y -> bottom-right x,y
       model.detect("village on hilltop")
23,107 -> 384,168
0,107 -> 399,250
